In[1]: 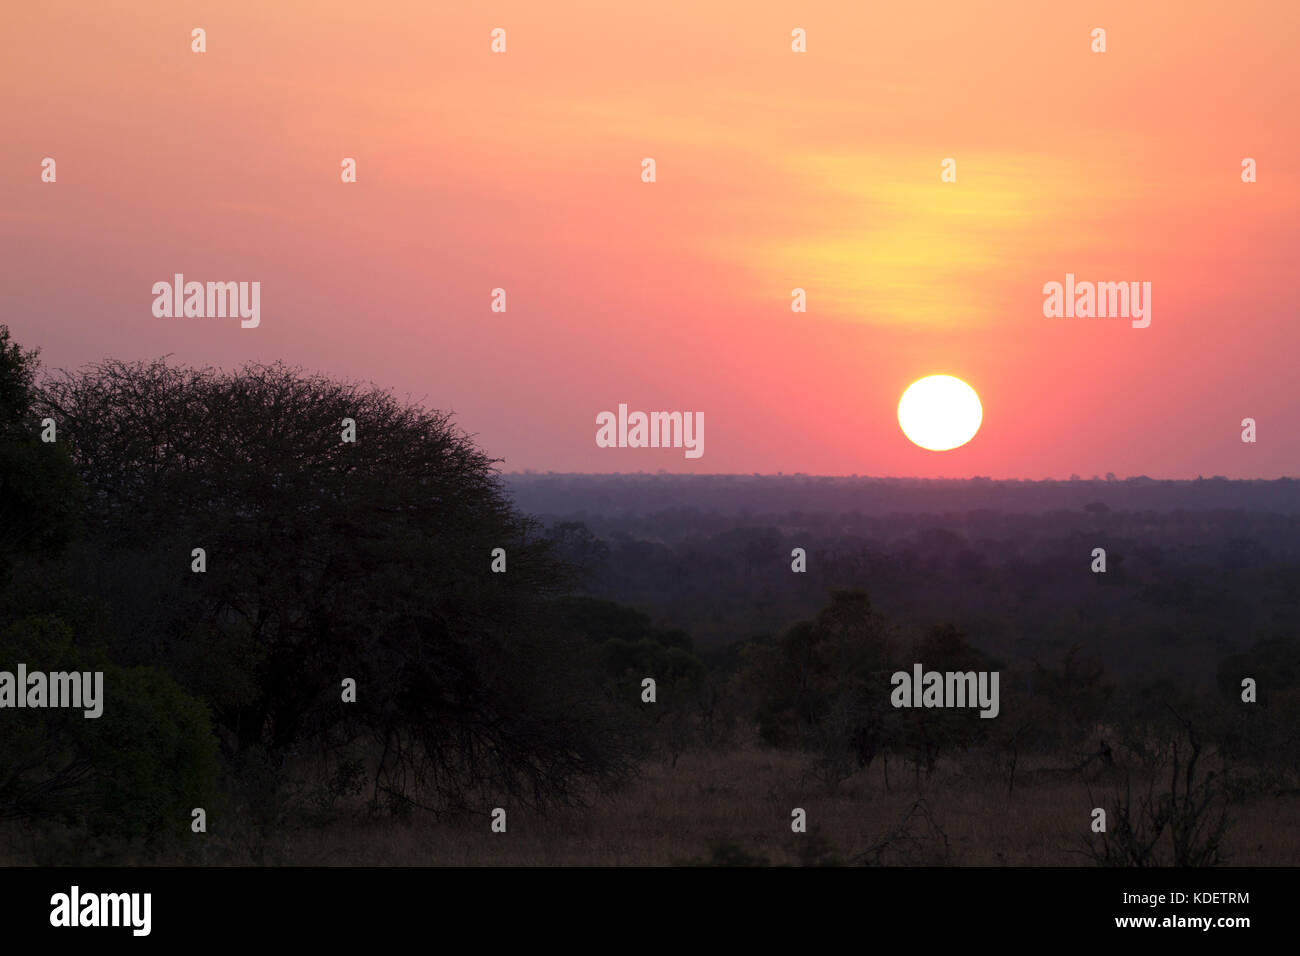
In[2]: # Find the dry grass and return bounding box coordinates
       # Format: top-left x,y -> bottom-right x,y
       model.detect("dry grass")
5,740 -> 1297,866
83,742 -> 1295,867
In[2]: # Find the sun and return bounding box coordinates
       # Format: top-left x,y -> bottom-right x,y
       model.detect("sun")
898,375 -> 983,451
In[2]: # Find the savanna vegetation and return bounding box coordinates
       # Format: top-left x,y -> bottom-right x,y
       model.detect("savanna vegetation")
2,327 -> 1297,866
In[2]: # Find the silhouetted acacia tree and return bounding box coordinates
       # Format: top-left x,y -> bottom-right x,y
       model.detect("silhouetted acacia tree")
38,358 -> 637,814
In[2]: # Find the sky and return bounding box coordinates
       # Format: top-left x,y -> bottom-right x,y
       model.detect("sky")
3,0 -> 1297,478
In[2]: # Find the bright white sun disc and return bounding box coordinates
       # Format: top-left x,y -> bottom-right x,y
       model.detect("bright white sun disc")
897,375 -> 982,451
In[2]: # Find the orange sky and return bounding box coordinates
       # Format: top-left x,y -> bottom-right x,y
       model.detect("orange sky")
3,0 -> 1297,477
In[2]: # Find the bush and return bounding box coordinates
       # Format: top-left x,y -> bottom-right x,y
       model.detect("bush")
0,615 -> 218,851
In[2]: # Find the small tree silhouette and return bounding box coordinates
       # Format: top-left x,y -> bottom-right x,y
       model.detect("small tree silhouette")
1083,708 -> 1230,867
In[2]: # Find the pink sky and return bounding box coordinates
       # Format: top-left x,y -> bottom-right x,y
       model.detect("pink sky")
3,0 -> 1298,477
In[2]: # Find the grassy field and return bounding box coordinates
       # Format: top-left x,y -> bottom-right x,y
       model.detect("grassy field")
54,741 -> 1285,867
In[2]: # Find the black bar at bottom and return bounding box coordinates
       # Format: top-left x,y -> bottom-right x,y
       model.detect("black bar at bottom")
0,866 -> 1275,943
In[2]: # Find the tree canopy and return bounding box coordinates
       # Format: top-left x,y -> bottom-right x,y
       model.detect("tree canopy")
35,356 -> 637,814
